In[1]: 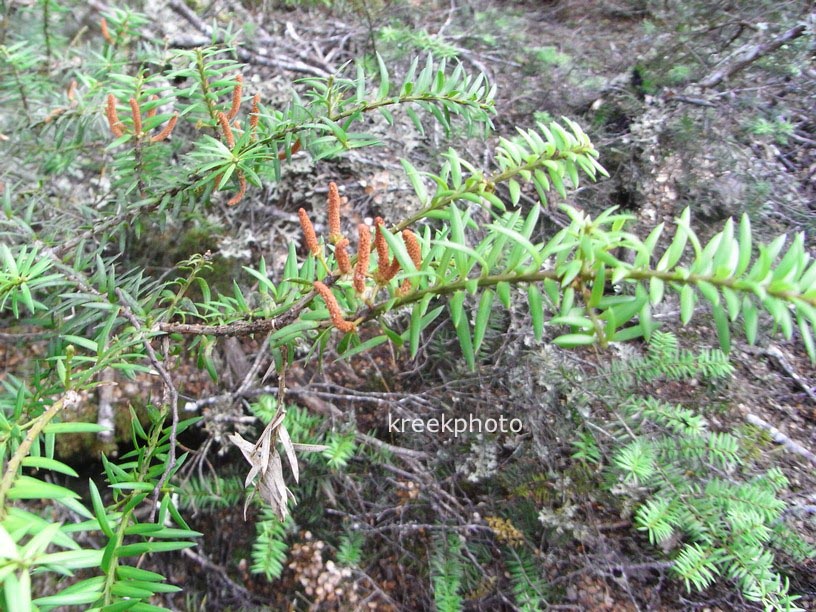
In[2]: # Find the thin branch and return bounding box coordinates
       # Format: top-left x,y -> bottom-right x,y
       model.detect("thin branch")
356,432 -> 430,460
115,288 -> 179,518
180,547 -> 256,603
749,345 -> 816,404
96,368 -> 116,444
0,330 -> 52,341
0,391 -> 82,518
156,287 -> 321,337
326,515 -> 491,536
186,383 -> 429,461
666,94 -> 718,108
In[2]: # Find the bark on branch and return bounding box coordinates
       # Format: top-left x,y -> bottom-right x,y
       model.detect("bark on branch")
156,317 -> 279,337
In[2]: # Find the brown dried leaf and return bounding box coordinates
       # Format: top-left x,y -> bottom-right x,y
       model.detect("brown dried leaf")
229,411 -> 326,522
278,424 -> 299,483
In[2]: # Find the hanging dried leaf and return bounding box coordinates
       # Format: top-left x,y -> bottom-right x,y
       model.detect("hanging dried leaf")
230,408 -> 327,521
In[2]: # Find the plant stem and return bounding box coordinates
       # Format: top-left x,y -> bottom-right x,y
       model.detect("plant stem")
0,390 -> 81,519
195,49 -> 219,123
101,405 -> 169,605
41,0 -> 52,64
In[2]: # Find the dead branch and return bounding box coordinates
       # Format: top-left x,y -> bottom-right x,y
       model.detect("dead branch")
745,345 -> 816,403
180,547 -> 256,603
156,288 -> 322,337
356,432 -> 430,460
167,0 -> 331,78
665,94 -> 717,108
157,317 -> 278,337
185,384 -> 429,462
96,368 -> 116,444
699,22 -> 808,89
745,413 -> 816,467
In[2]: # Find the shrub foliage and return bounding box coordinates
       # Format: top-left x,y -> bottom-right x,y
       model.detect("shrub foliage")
0,1 -> 813,609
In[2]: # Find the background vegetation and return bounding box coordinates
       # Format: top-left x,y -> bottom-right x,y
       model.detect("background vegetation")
1,0 -> 814,610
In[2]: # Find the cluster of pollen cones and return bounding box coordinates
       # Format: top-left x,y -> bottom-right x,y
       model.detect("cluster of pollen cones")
300,183 -> 422,333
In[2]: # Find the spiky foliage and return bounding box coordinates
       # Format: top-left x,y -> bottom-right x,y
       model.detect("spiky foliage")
0,0 -> 814,607
506,547 -> 547,612
251,508 -> 292,580
576,333 -> 816,611
177,474 -> 245,512
321,433 -> 356,470
595,330 -> 734,393
431,533 -> 465,612
336,532 -> 364,567
379,25 -> 462,60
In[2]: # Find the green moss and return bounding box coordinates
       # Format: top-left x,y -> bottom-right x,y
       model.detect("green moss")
533,111 -> 554,125
53,400 -> 102,459
126,220 -> 222,269
534,46 -> 571,67
200,253 -> 245,295
666,64 -> 693,85
738,423 -> 774,462
54,399 -> 151,461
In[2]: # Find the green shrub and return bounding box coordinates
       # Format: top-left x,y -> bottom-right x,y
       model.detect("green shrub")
431,533 -> 464,612
747,117 -> 796,145
572,332 -> 814,610
0,1 -> 814,609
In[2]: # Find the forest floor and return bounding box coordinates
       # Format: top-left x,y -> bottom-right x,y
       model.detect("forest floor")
4,0 -> 816,610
